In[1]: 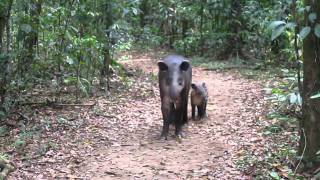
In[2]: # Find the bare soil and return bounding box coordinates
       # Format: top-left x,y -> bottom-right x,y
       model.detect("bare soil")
7,52 -> 267,179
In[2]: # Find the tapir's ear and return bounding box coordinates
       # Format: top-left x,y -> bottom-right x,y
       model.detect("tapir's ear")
157,61 -> 168,71
202,82 -> 206,88
180,61 -> 190,71
191,83 -> 197,90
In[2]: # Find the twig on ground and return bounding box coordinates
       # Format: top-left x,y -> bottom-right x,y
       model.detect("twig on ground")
294,128 -> 306,175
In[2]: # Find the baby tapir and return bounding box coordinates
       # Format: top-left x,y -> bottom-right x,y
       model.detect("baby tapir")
158,55 -> 192,140
191,82 -> 208,120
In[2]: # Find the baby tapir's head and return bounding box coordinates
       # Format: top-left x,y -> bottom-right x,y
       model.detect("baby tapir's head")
191,82 -> 207,95
191,82 -> 208,105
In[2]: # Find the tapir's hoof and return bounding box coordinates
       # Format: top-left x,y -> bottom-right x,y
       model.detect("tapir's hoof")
198,115 -> 207,120
175,135 -> 182,143
159,134 -> 168,140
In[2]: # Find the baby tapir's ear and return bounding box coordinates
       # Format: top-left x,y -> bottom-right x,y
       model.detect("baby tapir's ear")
191,83 -> 197,90
180,61 -> 190,71
202,82 -> 206,88
157,61 -> 168,71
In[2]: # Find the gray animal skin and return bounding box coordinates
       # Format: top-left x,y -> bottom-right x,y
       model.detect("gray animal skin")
191,82 -> 208,120
157,55 -> 192,139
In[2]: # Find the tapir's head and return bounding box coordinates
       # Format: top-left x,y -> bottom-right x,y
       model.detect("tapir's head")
158,60 -> 190,101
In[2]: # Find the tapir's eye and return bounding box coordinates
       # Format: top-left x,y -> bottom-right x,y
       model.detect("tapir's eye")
178,78 -> 183,86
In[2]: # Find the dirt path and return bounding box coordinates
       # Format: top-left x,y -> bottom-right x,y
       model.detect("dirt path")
76,54 -> 266,179
8,53 -> 266,179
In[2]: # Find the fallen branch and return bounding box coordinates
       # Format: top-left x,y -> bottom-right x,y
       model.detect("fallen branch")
0,158 -> 14,179
94,113 -> 116,119
53,102 -> 96,107
20,100 -> 96,107
19,101 -> 47,106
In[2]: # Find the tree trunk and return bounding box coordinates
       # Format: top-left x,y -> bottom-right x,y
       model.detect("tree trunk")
139,0 -> 149,28
168,7 -> 175,49
181,17 -> 189,54
20,0 -> 42,75
76,25 -> 84,100
0,16 -> 5,52
298,0 -> 320,172
0,0 -> 13,51
100,2 -> 113,91
101,46 -> 111,90
199,0 -> 206,55
222,0 -> 245,59
0,0 -> 13,106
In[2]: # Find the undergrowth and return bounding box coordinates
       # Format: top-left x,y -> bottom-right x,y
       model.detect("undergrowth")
236,67 -> 303,179
189,56 -> 303,179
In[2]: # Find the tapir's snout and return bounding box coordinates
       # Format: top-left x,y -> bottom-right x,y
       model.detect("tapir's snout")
169,88 -> 180,101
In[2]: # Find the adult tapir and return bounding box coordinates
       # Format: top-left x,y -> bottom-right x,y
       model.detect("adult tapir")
157,55 -> 192,140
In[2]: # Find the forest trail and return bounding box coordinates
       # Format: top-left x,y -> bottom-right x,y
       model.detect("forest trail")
77,53 -> 266,179
8,53 -> 267,179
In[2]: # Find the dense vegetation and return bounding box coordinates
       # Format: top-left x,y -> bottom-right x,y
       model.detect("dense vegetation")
0,0 -> 297,110
1,0 -> 320,179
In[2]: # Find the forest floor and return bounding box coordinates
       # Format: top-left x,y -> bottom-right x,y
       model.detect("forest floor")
6,51 -> 269,179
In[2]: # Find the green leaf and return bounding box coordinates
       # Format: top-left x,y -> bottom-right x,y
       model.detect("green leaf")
20,24 -> 32,33
269,171 -> 280,180
66,56 -> 74,65
65,30 -> 73,41
308,13 -> 317,23
314,24 -> 320,38
132,8 -> 138,15
298,7 -> 305,14
271,25 -> 286,40
288,93 -> 302,105
299,26 -> 311,40
271,88 -> 283,94
286,22 -> 296,30
310,92 -> 320,99
289,93 -> 297,104
306,6 -> 311,12
0,111 -> 5,118
63,77 -> 77,84
268,21 -> 286,30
